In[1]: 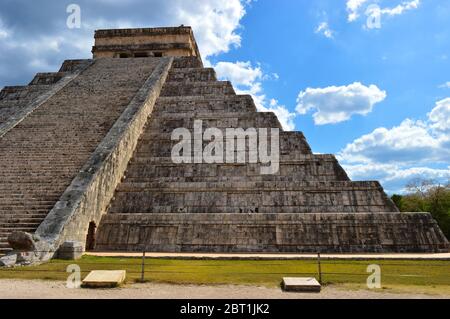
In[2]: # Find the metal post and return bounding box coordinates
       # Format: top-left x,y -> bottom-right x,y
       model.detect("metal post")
140,249 -> 146,283
317,252 -> 322,284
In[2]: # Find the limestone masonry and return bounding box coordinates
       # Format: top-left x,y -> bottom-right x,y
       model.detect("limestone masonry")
0,27 -> 448,265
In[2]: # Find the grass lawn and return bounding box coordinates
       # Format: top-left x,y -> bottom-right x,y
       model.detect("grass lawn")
0,256 -> 449,295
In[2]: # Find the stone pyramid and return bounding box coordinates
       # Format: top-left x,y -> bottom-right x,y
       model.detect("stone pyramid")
0,27 -> 447,264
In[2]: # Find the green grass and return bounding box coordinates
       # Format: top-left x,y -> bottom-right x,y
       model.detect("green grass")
1,256 -> 449,294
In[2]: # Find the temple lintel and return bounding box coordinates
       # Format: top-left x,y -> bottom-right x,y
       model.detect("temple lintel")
92,26 -> 202,64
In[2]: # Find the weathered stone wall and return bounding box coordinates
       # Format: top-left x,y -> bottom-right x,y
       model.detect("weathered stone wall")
0,60 -> 92,133
96,56 -> 449,253
34,57 -> 173,257
93,27 -> 201,60
0,58 -> 164,255
96,213 -> 449,253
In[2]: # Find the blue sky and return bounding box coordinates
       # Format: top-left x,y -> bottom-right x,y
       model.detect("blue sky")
0,0 -> 449,193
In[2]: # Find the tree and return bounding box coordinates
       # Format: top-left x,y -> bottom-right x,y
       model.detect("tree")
391,194 -> 403,211
393,179 -> 450,240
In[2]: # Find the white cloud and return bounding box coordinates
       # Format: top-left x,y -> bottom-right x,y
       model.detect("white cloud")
315,22 -> 334,39
215,61 -> 296,131
79,0 -> 247,59
342,163 -> 450,194
0,0 -> 249,74
428,98 -> 450,133
339,118 -> 448,164
347,0 -> 421,24
214,61 -> 262,87
174,0 -> 246,58
296,82 -> 386,125
0,18 -> 10,39
346,0 -> 368,22
339,97 -> 450,193
379,0 -> 420,17
85,0 -> 247,60
439,82 -> 450,89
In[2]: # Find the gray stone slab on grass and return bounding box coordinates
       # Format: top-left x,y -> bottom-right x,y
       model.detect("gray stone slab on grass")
82,270 -> 126,288
282,277 -> 321,293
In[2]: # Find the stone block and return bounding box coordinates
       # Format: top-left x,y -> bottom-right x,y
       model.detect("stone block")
0,254 -> 17,267
282,277 -> 321,293
82,270 -> 126,288
58,241 -> 84,260
8,232 -> 36,251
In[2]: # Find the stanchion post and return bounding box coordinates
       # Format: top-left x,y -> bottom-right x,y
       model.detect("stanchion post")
140,249 -> 146,283
317,252 -> 322,284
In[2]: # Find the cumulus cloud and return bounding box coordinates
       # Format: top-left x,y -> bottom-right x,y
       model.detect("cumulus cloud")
339,118 -> 449,164
342,163 -> 450,194
339,97 -> 450,193
379,0 -> 420,17
428,98 -> 450,133
346,0 -> 368,22
315,22 -> 334,39
172,0 -> 246,58
214,61 -> 262,87
296,82 -> 386,125
215,61 -> 296,131
346,0 -> 421,24
0,0 -> 249,87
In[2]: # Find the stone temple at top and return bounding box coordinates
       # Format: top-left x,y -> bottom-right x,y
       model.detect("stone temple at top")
0,26 -> 448,265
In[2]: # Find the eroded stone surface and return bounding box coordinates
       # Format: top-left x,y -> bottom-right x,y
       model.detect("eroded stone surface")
0,27 -> 448,263
0,58 -> 162,256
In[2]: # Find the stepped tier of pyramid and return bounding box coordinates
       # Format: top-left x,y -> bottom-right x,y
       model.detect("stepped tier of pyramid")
0,27 -> 447,264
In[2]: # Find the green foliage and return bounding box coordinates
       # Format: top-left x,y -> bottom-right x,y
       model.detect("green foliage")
391,194 -> 403,210
391,181 -> 450,240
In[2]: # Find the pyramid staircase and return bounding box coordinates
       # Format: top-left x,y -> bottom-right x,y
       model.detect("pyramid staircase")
0,58 -> 161,255
94,57 -> 448,253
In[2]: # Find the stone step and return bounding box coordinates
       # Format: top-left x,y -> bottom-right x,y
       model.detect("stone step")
153,95 -> 258,115
0,86 -> 28,100
160,81 -> 235,97
0,194 -> 60,199
95,213 -> 449,253
108,205 -> 397,215
0,227 -> 36,232
109,181 -> 393,213
133,131 -> 312,157
113,180 -> 383,191
145,112 -> 282,132
0,58 -> 161,238
0,206 -> 53,211
121,175 -> 346,184
122,154 -> 348,181
0,248 -> 13,256
58,59 -> 92,73
0,222 -> 41,228
0,216 -> 48,221
172,57 -> 203,69
167,68 -> 217,82
0,85 -> 52,103
0,245 -> 11,252
128,154 -> 339,164
0,220 -> 44,226
122,161 -> 349,182
29,72 -> 66,86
